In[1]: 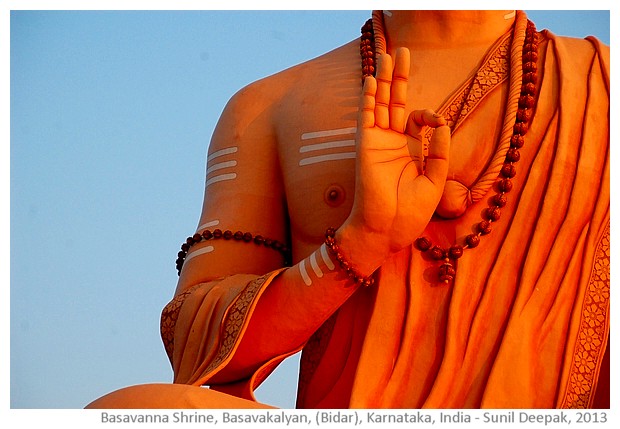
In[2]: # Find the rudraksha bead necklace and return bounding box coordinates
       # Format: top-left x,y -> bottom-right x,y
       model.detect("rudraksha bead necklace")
176,229 -> 291,276
360,19 -> 377,83
360,17 -> 539,284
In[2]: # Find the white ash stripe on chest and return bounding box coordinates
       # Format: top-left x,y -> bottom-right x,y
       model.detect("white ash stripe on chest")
299,127 -> 357,166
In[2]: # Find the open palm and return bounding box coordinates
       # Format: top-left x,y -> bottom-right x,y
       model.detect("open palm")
349,48 -> 451,252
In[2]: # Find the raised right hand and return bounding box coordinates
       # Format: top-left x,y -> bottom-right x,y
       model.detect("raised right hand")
339,47 -> 451,272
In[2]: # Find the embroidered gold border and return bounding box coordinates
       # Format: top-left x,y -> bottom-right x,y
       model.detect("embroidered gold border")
561,222 -> 610,408
444,32 -> 511,132
160,284 -> 201,362
203,273 -> 272,376
423,30 -> 511,144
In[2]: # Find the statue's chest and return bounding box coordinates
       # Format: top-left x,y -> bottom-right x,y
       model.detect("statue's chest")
276,95 -> 359,252
272,62 -> 510,258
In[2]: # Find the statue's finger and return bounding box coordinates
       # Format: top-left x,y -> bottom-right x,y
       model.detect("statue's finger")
424,124 -> 450,187
359,76 -> 377,128
406,109 -> 447,136
389,48 -> 410,132
374,54 -> 393,129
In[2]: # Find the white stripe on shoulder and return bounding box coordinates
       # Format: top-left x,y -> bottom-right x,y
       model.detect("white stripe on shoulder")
206,173 -> 237,188
207,146 -> 238,162
206,160 -> 237,175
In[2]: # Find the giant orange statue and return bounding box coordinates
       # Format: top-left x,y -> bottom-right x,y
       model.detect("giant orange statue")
88,10 -> 609,409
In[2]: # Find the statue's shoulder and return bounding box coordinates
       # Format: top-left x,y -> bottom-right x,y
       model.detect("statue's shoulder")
227,40 -> 359,109
213,40 -> 360,146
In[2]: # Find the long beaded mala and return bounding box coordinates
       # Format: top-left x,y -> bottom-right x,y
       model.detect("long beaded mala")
355,17 -> 539,284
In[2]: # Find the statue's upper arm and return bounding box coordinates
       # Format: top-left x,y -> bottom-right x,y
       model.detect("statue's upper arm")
176,81 -> 289,289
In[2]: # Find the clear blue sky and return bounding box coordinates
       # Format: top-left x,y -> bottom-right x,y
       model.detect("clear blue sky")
8,7 -> 611,410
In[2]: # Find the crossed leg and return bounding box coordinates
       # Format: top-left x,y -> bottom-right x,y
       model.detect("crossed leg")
85,383 -> 274,409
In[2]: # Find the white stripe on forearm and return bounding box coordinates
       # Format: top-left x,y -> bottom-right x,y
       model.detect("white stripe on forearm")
320,243 -> 336,271
299,259 -> 312,286
309,252 -> 323,278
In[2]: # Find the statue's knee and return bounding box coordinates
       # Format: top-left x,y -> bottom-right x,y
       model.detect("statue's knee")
85,383 -> 273,409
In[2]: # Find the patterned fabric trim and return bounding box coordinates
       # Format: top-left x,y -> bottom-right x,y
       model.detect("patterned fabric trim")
423,30 -> 511,142
202,273 -> 273,378
160,284 -> 202,363
561,221 -> 610,408
445,31 -> 512,132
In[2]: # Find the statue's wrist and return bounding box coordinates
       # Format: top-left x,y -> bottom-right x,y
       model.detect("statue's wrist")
331,223 -> 390,278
